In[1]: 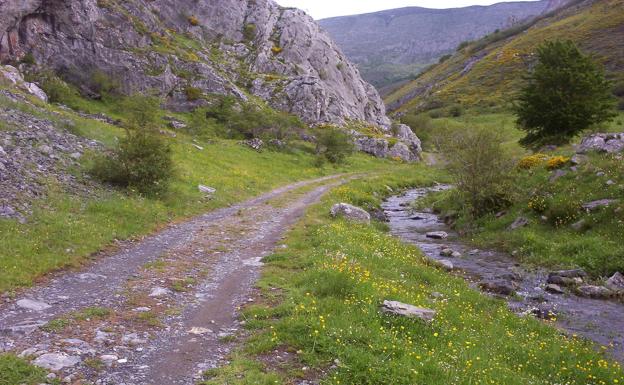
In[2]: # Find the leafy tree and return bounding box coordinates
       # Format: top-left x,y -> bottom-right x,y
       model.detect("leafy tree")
315,126 -> 354,165
516,40 -> 616,148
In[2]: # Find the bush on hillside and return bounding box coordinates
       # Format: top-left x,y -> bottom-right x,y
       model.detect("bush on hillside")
440,128 -> 514,217
39,72 -> 76,104
315,126 -> 354,165
515,40 -> 617,148
90,130 -> 173,196
204,96 -> 304,140
91,95 -> 173,196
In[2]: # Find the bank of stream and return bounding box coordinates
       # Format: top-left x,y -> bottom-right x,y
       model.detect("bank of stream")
382,185 -> 624,363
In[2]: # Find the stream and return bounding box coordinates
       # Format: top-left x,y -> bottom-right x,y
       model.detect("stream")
382,185 -> 624,363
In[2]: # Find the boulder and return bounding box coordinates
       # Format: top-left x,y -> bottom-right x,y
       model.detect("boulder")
149,287 -> 172,297
330,203 -> 371,224
606,272 -> 624,293
545,284 -> 565,294
479,280 -> 518,296
33,353 -> 81,371
0,65 -> 48,102
576,285 -> 613,299
578,133 -> 624,154
380,300 -> 436,322
547,275 -> 582,287
430,258 -> 454,271
16,299 -> 51,311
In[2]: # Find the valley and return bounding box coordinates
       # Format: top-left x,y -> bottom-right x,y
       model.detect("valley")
1,0 -> 624,384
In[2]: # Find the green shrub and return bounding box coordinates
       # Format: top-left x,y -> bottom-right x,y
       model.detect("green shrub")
39,72 -> 76,104
184,86 -> 202,101
440,128 -> 514,217
315,126 -> 354,165
204,96 -> 303,140
20,53 -> 36,66
119,95 -> 162,131
243,23 -> 256,41
438,54 -> 452,63
544,196 -> 580,227
449,104 -> 463,117
90,129 -> 174,196
89,70 -> 121,100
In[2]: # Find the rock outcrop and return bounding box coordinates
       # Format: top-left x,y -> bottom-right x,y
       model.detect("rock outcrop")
0,0 -> 390,129
352,124 -> 422,162
578,133 -> 624,154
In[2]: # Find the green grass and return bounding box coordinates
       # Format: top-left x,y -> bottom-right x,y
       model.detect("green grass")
0,355 -> 51,385
428,150 -> 624,277
0,90 -> 402,294
200,166 -> 623,385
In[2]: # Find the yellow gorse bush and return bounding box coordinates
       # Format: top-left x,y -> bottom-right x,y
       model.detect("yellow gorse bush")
518,153 -> 550,169
547,156 -> 571,170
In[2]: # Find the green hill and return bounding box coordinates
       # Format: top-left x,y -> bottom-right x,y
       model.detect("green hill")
385,0 -> 624,115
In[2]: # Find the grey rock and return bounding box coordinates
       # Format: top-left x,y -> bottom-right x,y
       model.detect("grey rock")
380,300 -> 436,322
0,65 -> 48,101
440,248 -> 454,257
509,217 -> 529,230
570,154 -> 588,165
0,1 -> 390,128
426,231 -> 448,239
582,199 -> 618,212
606,272 -> 624,293
240,138 -> 264,151
33,353 -> 81,371
149,287 -> 172,297
545,284 -> 565,294
570,219 -> 587,231
577,285 -> 613,299
330,203 -> 371,224
549,169 -> 568,182
16,299 -> 51,311
549,269 -> 587,279
198,185 -> 216,195
168,120 -> 187,130
479,280 -> 518,296
434,259 -> 454,271
547,275 -> 583,287
578,133 -> 624,154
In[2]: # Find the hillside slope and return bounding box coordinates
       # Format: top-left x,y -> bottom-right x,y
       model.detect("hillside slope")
0,0 -> 390,127
320,0 -> 564,92
385,0 -> 624,114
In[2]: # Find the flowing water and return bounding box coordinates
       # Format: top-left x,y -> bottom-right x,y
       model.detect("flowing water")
383,185 -> 624,363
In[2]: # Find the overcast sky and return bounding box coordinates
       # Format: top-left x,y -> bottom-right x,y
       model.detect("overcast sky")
275,0 -> 538,19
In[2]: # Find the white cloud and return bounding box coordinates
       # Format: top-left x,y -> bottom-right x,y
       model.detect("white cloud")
275,0 -> 539,19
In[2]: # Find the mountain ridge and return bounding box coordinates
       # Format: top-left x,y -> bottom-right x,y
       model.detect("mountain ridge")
319,0 -> 568,92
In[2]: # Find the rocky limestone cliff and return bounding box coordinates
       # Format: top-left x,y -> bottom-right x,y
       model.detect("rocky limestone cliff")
0,0 -> 390,128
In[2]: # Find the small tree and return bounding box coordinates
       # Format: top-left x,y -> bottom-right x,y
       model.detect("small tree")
91,95 -> 174,196
516,40 -> 616,148
315,127 -> 354,165
441,128 -> 514,217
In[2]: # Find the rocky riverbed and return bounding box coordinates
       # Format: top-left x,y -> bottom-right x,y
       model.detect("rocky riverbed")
383,185 -> 624,362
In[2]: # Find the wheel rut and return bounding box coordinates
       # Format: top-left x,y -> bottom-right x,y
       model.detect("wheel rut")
0,174 -> 352,385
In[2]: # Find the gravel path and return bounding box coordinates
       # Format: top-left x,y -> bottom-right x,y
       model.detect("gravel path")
0,174 -> 349,384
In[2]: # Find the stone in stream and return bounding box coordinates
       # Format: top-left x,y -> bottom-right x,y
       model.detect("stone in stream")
548,269 -> 587,279
16,299 -> 51,311
426,231 -> 448,239
479,280 -> 518,296
547,275 -> 583,287
606,272 -> 624,293
545,284 -> 565,294
33,353 -> 81,371
330,203 -> 371,224
576,285 -> 613,299
380,300 -> 436,322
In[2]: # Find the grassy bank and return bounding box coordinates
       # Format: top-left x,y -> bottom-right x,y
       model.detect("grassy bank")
200,166 -> 623,385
